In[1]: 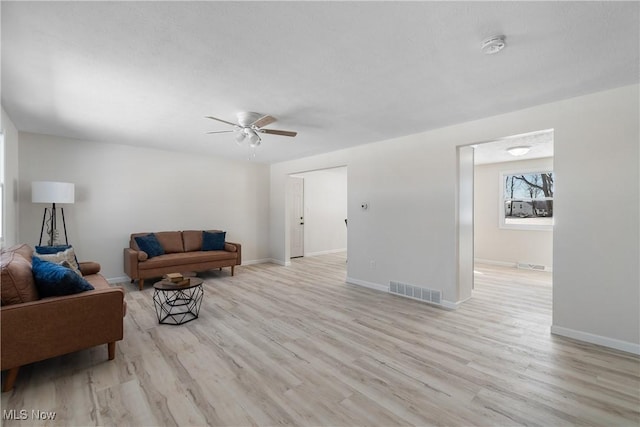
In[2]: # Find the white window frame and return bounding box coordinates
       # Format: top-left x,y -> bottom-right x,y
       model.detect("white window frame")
499,168 -> 554,231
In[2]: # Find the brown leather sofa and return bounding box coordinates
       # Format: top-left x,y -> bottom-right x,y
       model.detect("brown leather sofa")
123,230 -> 241,290
1,244 -> 126,392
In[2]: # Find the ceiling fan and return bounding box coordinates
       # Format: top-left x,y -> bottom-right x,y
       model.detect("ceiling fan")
206,112 -> 297,147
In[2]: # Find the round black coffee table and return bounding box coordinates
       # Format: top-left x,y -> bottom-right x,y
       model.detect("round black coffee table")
152,277 -> 204,325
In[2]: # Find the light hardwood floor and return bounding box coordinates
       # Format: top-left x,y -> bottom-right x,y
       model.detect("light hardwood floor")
2,253 -> 639,426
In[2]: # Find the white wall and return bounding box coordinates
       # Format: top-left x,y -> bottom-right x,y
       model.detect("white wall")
270,84 -> 639,353
552,86 -> 639,352
1,107 -> 19,248
18,132 -> 271,280
474,157 -> 554,269
298,167 -> 347,256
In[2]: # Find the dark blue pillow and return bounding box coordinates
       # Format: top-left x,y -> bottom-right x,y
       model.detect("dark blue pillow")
134,234 -> 164,258
202,231 -> 226,251
32,256 -> 94,298
35,245 -> 72,254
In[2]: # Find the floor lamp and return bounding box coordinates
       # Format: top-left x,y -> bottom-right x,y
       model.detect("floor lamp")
31,181 -> 75,246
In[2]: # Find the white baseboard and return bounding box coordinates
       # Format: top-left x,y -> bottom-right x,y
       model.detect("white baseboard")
107,276 -> 130,285
242,258 -> 272,266
441,296 -> 471,310
265,258 -> 290,267
551,325 -> 640,355
305,248 -> 347,257
473,258 -> 553,272
441,300 -> 458,310
345,277 -> 388,293
246,258 -> 290,266
474,258 -> 517,268
347,277 -> 467,311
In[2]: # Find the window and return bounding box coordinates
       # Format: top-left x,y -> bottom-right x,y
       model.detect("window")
500,170 -> 554,230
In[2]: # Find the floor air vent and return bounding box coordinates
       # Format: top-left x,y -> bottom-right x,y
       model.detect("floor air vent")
517,263 -> 547,271
389,281 -> 442,306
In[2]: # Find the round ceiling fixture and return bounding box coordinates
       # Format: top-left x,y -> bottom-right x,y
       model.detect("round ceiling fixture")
507,146 -> 531,156
481,35 -> 506,55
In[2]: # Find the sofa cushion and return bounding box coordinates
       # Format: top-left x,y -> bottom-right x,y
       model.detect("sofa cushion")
182,230 -> 203,252
34,247 -> 82,276
1,251 -> 39,306
138,251 -> 236,270
155,231 -> 184,253
203,231 -> 226,251
3,243 -> 34,260
32,257 -> 94,298
134,234 -> 165,258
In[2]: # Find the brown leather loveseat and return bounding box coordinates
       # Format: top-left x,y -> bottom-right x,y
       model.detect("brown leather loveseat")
1,244 -> 126,392
123,230 -> 241,290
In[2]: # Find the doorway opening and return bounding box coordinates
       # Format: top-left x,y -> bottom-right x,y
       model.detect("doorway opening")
287,166 -> 348,262
288,175 -> 305,258
458,129 -> 554,306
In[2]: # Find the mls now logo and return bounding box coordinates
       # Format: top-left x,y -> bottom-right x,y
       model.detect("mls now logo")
31,410 -> 57,420
3,409 -> 56,420
2,410 -> 28,420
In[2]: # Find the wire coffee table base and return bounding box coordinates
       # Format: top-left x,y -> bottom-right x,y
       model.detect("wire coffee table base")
153,279 -> 204,325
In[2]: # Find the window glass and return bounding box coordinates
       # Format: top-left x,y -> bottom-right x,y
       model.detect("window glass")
501,171 -> 554,230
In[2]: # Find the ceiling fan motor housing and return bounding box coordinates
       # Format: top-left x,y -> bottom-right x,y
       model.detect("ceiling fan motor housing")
237,112 -> 263,127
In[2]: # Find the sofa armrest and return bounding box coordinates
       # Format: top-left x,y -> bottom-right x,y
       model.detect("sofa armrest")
0,286 -> 125,371
123,248 -> 140,279
225,241 -> 242,265
79,261 -> 101,276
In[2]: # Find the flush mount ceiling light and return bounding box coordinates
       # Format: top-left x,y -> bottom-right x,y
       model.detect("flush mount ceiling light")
507,146 -> 531,156
481,35 -> 506,55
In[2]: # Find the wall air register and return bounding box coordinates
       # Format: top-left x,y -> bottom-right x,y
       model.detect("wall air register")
389,281 -> 442,306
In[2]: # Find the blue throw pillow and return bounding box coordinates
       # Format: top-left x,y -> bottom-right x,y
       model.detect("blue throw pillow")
32,256 -> 94,298
134,234 -> 164,258
202,231 -> 226,251
35,244 -> 72,254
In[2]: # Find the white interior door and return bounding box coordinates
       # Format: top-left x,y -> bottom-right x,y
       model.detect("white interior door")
289,176 -> 304,258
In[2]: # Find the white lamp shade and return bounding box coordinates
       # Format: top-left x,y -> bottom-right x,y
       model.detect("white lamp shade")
32,181 -> 75,204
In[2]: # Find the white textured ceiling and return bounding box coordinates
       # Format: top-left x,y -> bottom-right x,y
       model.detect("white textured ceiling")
474,129 -> 554,165
2,2 -> 638,164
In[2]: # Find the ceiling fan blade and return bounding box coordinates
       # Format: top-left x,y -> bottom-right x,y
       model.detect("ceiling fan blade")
258,129 -> 297,137
205,116 -> 237,127
206,130 -> 235,134
251,115 -> 277,128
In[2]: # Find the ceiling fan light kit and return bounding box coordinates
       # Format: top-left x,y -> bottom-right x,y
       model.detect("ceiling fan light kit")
248,129 -> 261,147
235,130 -> 246,145
206,112 -> 297,154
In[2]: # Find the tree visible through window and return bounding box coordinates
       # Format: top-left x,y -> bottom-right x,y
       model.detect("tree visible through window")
502,171 -> 554,228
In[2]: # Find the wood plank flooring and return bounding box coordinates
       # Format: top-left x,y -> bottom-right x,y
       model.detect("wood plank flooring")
2,253 -> 639,426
